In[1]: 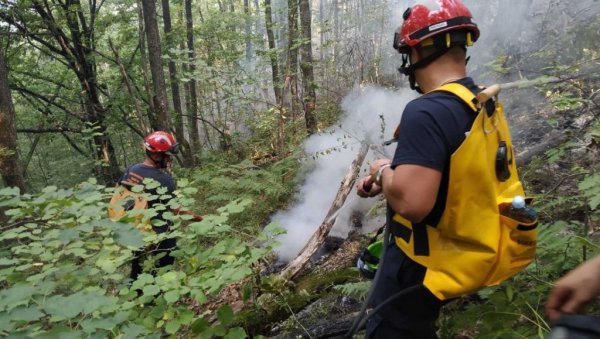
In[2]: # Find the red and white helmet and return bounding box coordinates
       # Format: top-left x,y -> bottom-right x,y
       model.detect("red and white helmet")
143,131 -> 179,155
393,0 -> 479,53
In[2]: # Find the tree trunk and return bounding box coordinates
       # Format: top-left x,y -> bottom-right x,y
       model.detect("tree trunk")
185,0 -> 202,159
265,0 -> 283,106
266,0 -> 286,152
137,0 -> 157,127
0,52 -> 26,192
333,0 -> 339,62
299,0 -> 317,134
319,0 -> 324,60
244,0 -> 252,61
141,0 -> 170,131
287,0 -> 301,119
161,0 -> 194,166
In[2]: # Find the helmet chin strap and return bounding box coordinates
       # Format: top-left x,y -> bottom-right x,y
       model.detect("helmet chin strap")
398,47 -> 452,94
146,151 -> 169,169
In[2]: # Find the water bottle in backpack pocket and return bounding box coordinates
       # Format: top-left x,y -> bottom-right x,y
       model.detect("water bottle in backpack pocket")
486,195 -> 538,285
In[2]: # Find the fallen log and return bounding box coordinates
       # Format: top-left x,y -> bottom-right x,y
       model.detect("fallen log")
269,311 -> 361,339
516,130 -> 567,167
281,142 -> 370,280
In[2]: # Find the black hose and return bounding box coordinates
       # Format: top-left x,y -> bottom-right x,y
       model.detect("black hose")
354,284 -> 425,333
344,224 -> 391,338
344,226 -> 426,338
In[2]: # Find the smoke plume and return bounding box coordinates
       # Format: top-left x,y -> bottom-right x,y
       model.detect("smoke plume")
273,87 -> 416,262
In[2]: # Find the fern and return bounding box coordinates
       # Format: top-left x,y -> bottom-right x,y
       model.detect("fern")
333,281 -> 371,300
578,173 -> 600,210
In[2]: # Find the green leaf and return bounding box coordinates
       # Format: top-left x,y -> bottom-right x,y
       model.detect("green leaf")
191,290 -> 207,304
165,319 -> 181,334
163,290 -> 180,303
589,195 -> 600,210
213,323 -> 226,336
0,258 -> 19,266
42,295 -> 82,318
148,303 -> 166,319
191,317 -> 210,334
505,284 -> 514,302
217,199 -> 252,215
0,284 -> 36,312
131,273 -> 155,291
0,187 -> 20,196
9,306 -> 45,322
121,323 -> 149,339
131,185 -> 144,193
225,327 -> 247,339
217,305 -> 234,326
35,325 -> 82,339
142,285 -> 160,297
113,226 -> 145,248
0,312 -> 12,332
242,283 -> 253,302
78,291 -> 114,314
179,310 -> 194,325
80,313 -> 128,333
95,256 -> 118,274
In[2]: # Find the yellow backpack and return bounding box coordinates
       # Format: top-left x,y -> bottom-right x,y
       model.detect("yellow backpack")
390,83 -> 537,300
107,185 -> 153,232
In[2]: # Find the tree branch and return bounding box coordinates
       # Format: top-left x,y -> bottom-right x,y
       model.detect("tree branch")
60,131 -> 88,156
17,127 -> 82,133
11,85 -> 84,121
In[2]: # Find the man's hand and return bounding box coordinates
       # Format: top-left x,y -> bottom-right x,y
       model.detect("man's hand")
356,158 -> 391,198
546,255 -> 600,321
356,177 -> 381,197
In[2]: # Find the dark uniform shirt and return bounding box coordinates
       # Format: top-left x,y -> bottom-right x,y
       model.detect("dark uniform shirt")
390,77 -> 480,226
118,163 -> 176,233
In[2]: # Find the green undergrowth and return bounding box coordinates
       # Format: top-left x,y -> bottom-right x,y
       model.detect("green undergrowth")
0,179 -> 284,338
183,155 -> 300,236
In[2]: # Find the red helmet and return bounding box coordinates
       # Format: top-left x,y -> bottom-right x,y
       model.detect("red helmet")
143,131 -> 179,155
393,0 -> 479,53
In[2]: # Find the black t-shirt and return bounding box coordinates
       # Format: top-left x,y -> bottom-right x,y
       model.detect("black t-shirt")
389,77 -> 480,226
118,163 -> 176,232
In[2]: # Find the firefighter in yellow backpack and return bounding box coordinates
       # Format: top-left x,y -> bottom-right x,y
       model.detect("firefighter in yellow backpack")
355,1 -> 536,338
112,131 -> 202,281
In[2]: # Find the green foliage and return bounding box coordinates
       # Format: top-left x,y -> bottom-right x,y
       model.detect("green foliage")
0,178 -> 280,337
190,157 -> 299,234
578,173 -> 600,210
484,55 -> 513,76
551,93 -> 586,111
333,281 -> 371,300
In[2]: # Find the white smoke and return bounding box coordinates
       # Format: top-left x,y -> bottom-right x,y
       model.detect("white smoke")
273,86 -> 416,262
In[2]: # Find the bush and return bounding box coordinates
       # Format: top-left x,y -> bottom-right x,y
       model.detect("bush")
0,179 -> 282,337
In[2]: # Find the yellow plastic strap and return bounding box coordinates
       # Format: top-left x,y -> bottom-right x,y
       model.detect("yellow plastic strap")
446,33 -> 451,48
434,83 -> 477,112
466,32 -> 473,46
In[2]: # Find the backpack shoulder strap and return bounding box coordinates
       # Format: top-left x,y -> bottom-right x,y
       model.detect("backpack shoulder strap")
434,83 -> 478,112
